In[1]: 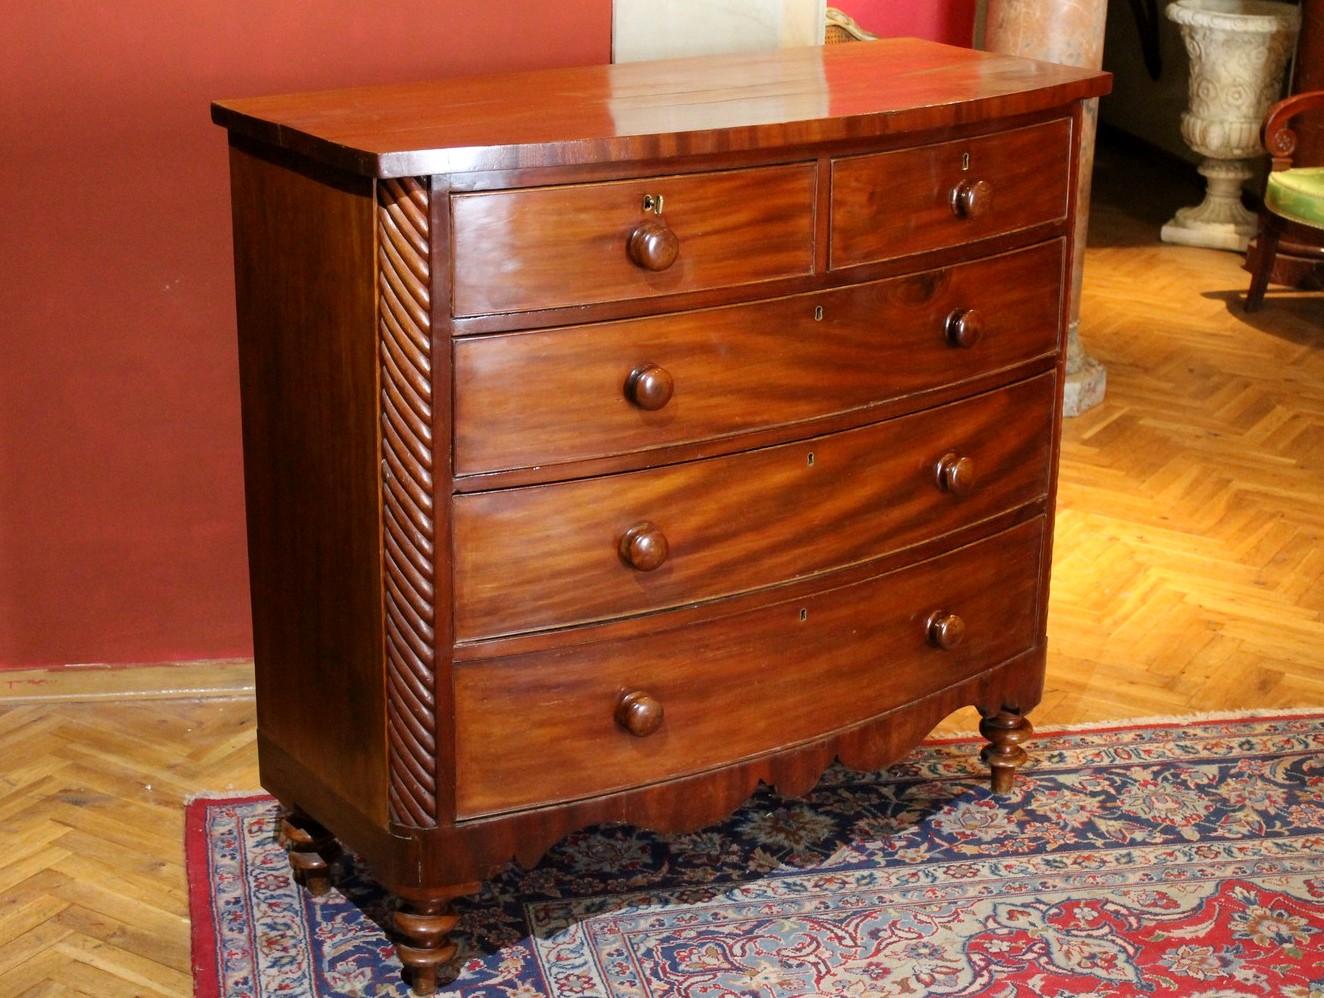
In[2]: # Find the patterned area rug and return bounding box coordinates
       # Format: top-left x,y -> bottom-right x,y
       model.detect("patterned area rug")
187,712 -> 1324,997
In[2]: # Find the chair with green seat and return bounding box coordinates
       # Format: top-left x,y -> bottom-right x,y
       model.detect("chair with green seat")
1245,90 -> 1324,311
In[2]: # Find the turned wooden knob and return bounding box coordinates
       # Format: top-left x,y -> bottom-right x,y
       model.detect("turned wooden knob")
926,610 -> 966,650
951,178 -> 992,219
945,308 -> 984,348
625,364 -> 674,411
626,219 -> 679,271
934,452 -> 975,495
616,690 -> 664,736
619,521 -> 669,571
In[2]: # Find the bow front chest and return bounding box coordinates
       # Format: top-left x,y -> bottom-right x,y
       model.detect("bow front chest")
213,38 -> 1110,993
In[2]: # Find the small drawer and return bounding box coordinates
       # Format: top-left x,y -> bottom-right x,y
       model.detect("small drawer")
830,118 -> 1072,269
453,517 -> 1045,817
452,372 -> 1055,640
450,164 -> 817,316
454,240 -> 1064,476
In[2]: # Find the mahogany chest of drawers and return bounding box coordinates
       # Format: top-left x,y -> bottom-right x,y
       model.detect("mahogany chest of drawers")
213,39 -> 1110,994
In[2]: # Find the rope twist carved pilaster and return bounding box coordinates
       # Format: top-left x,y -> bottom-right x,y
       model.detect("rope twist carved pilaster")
378,177 -> 438,827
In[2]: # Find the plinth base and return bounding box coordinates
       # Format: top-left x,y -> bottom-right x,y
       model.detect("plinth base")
1161,216 -> 1255,252
1064,354 -> 1107,417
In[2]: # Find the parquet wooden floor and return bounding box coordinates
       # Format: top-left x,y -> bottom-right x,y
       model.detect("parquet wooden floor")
0,141 -> 1320,994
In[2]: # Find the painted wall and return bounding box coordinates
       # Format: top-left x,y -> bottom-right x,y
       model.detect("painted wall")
834,0 -> 978,45
0,3 -> 610,669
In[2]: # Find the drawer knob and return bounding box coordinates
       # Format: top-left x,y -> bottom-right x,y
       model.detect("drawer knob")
616,690 -> 664,737
627,220 -> 680,271
619,521 -> 669,571
951,178 -> 992,219
935,452 -> 975,495
625,364 -> 675,411
926,610 -> 966,650
945,308 -> 984,348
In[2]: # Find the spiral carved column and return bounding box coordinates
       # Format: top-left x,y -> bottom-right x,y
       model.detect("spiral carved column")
378,177 -> 439,828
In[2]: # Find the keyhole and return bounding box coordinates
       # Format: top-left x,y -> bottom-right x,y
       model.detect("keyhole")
814,305 -> 824,321
799,608 -> 809,622
806,451 -> 815,467
961,152 -> 971,171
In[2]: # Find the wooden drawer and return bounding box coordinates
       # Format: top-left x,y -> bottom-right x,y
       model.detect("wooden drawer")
453,372 -> 1054,640
454,240 -> 1063,476
454,517 -> 1044,817
830,119 -> 1072,269
450,164 -> 816,316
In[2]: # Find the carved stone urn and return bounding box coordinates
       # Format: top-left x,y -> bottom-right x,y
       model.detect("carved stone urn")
1161,0 -> 1301,251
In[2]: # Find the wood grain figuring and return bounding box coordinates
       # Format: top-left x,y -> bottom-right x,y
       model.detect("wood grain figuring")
448,215 -> 1070,340
453,240 -> 1064,477
453,518 -> 1044,817
831,118 -> 1073,268
227,141 -> 388,826
210,39 -> 1109,178
453,505 -> 1046,664
378,177 -> 439,829
450,164 -> 816,315
452,373 -> 1055,640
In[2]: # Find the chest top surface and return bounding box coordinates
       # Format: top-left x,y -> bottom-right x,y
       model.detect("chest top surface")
211,37 -> 1110,177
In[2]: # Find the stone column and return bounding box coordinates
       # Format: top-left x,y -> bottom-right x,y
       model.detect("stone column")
984,0 -> 1109,416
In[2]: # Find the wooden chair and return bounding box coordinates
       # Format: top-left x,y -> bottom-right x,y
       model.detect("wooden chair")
1245,90 -> 1324,311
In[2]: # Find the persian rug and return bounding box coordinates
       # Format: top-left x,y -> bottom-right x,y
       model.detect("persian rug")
187,712 -> 1324,997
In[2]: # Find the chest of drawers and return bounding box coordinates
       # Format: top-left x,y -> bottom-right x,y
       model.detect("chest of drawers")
213,38 -> 1109,994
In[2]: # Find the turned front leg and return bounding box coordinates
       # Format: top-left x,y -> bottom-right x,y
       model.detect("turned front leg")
280,809 -> 340,897
979,708 -> 1032,794
393,884 -> 479,996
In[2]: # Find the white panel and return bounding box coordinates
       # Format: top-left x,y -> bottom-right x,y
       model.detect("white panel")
613,0 -> 827,63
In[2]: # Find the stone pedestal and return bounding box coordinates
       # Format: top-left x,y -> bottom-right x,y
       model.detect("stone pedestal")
984,0 -> 1109,416
1064,318 -> 1107,417
1160,0 -> 1300,252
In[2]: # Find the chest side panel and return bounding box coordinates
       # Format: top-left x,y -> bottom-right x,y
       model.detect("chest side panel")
229,142 -> 388,825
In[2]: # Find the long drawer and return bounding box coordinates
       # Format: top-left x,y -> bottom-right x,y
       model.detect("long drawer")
454,517 -> 1045,817
454,240 -> 1064,477
830,118 -> 1072,269
450,164 -> 817,316
453,372 -> 1054,640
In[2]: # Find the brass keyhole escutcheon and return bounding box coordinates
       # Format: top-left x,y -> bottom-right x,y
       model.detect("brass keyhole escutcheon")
642,193 -> 665,215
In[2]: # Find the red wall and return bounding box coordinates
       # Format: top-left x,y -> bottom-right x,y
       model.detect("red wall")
834,0 -> 976,45
0,3 -> 610,669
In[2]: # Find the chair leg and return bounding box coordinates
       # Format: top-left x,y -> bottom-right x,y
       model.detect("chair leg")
1245,212 -> 1284,312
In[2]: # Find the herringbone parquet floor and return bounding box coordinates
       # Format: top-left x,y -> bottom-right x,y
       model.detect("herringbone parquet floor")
0,143 -> 1321,995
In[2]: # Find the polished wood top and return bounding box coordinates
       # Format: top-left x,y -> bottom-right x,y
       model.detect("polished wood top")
211,38 -> 1111,177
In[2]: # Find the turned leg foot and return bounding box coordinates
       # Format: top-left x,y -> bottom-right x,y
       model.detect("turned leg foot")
280,809 -> 340,897
392,885 -> 477,996
979,708 -> 1033,794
